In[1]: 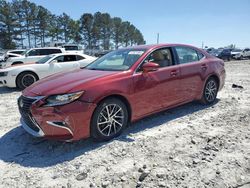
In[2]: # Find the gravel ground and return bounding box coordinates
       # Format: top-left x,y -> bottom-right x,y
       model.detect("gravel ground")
0,60 -> 250,188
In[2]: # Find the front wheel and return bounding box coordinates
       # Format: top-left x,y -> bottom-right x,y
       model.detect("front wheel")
16,72 -> 38,90
91,98 -> 128,141
201,78 -> 218,104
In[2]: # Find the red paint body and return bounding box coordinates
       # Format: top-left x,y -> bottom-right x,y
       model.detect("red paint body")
20,44 -> 225,141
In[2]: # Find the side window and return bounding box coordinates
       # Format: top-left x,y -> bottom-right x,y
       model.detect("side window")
175,47 -> 199,64
54,55 -> 64,63
63,55 -> 77,62
146,48 -> 173,68
27,49 -> 39,56
197,51 -> 204,60
76,55 -> 85,60
51,49 -> 62,54
39,49 -> 50,55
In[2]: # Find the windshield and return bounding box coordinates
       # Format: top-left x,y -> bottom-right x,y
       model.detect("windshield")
86,49 -> 146,71
21,50 -> 29,55
36,54 -> 55,64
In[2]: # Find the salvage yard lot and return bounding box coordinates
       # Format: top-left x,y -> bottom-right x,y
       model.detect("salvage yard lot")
0,60 -> 250,188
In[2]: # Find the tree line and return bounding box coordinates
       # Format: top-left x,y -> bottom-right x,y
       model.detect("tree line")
0,0 -> 145,50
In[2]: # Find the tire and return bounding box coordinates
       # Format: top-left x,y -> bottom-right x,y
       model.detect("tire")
200,77 -> 218,105
16,72 -> 38,90
91,98 -> 128,141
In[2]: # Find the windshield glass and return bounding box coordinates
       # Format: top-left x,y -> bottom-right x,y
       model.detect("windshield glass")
36,54 -> 55,64
86,49 -> 146,71
21,50 -> 29,55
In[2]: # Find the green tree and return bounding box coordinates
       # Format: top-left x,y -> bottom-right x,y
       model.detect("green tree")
80,13 -> 94,48
0,0 -> 18,49
112,17 -> 123,49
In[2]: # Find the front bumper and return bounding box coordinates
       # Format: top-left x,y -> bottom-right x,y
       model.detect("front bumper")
18,95 -> 97,141
0,75 -> 16,88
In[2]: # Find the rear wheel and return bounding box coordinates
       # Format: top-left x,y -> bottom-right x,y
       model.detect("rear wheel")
16,72 -> 38,90
91,98 -> 128,141
201,77 -> 218,104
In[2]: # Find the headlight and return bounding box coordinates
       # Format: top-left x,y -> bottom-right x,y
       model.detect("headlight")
44,91 -> 84,107
0,71 -> 8,77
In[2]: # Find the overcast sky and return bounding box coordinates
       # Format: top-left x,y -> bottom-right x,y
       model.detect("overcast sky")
30,0 -> 250,48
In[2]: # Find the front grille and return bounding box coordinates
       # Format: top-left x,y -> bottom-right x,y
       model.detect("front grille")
18,96 -> 40,132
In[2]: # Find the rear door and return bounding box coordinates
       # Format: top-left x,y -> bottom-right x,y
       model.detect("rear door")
174,46 -> 206,102
132,47 -> 182,118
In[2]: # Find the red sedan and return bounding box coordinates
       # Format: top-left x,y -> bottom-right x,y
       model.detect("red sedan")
18,44 -> 225,141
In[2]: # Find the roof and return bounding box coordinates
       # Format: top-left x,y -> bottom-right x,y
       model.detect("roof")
123,43 -> 201,51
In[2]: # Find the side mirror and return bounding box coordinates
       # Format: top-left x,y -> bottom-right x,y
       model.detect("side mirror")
142,62 -> 159,73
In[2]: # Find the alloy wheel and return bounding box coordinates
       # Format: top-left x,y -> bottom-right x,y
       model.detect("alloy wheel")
97,104 -> 125,137
205,79 -> 217,102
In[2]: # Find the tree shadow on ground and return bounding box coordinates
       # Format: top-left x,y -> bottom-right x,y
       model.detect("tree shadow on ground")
0,100 -> 219,168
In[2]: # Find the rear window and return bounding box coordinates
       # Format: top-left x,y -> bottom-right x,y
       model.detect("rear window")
76,55 -> 85,60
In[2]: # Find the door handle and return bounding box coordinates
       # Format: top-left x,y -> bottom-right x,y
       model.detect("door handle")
170,70 -> 179,76
201,64 -> 208,70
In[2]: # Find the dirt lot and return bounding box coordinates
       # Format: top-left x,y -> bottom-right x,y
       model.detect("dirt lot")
0,60 -> 249,188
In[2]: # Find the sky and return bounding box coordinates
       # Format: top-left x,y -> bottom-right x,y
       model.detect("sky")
29,0 -> 250,48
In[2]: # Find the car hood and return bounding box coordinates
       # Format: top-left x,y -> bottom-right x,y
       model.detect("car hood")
23,69 -> 120,96
7,56 -> 25,61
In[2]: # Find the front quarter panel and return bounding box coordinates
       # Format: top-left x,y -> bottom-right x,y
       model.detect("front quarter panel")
80,71 -> 133,105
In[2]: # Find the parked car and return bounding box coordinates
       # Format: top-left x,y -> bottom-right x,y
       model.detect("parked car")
0,49 -> 26,62
234,48 -> 250,60
0,47 -> 65,68
6,49 -> 26,55
0,52 -> 96,89
209,48 -> 231,61
18,44 -> 225,141
231,49 -> 242,59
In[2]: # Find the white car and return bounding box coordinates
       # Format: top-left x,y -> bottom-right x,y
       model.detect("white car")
235,48 -> 250,60
0,52 -> 96,89
0,49 -> 25,62
0,47 -> 65,68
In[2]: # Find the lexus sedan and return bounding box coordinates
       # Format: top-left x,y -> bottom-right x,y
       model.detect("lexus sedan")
18,44 -> 225,141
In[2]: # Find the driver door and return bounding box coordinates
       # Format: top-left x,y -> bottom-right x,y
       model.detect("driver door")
131,48 -> 182,118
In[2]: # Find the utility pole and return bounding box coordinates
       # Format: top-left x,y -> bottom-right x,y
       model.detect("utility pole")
157,33 -> 159,44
